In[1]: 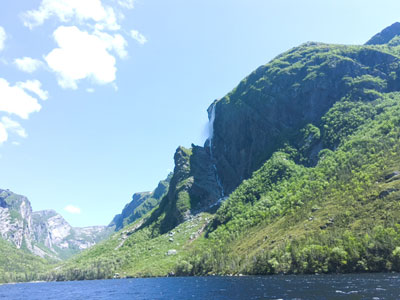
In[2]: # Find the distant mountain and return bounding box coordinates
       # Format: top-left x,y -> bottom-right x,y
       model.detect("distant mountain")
0,189 -> 112,260
109,173 -> 172,231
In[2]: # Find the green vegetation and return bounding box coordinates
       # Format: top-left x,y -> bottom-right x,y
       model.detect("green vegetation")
110,173 -> 172,231
46,213 -> 210,280
43,30 -> 400,280
5,25 -> 400,283
175,92 -> 400,275
0,239 -> 54,283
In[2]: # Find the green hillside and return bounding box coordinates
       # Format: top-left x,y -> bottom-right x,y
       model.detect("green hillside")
179,91 -> 400,275
5,23 -> 400,282
0,239 -> 54,283
50,91 -> 400,279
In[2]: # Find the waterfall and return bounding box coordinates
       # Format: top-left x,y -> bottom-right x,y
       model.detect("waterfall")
207,103 -> 225,199
208,104 -> 216,156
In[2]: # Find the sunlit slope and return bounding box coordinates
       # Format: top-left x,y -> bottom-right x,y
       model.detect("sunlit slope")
51,24 -> 400,278
0,239 -> 53,283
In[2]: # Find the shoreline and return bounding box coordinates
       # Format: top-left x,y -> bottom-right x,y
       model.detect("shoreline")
1,271 -> 399,286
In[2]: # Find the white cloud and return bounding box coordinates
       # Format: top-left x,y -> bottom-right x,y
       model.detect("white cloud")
45,26 -> 127,89
0,123 -> 7,143
64,205 -> 81,214
17,80 -> 49,100
23,0 -> 120,31
0,78 -> 41,119
94,6 -> 120,31
95,31 -> 128,58
14,57 -> 43,73
1,117 -> 27,138
12,141 -> 20,146
117,0 -> 134,9
0,27 -> 6,51
130,29 -> 147,45
86,88 -> 95,93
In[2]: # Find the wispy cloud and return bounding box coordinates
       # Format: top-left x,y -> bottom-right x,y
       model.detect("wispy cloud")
0,123 -> 7,143
22,0 -> 120,31
118,0 -> 134,9
130,29 -> 147,45
0,27 -> 6,51
64,205 -> 81,214
17,80 -> 49,100
0,78 -> 42,119
14,57 -> 43,73
1,117 -> 27,138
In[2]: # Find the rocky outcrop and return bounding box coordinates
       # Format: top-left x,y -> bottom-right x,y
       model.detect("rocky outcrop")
0,189 -> 35,251
145,146 -> 222,234
0,189 -> 111,260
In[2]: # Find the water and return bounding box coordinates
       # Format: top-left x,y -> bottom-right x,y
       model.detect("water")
207,103 -> 225,199
1,274 -> 399,300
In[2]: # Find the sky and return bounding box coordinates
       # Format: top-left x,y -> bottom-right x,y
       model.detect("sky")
0,0 -> 400,227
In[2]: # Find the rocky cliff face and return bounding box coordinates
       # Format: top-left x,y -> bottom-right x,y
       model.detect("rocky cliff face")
145,145 -> 222,234
209,42 -> 400,195
0,190 -> 36,252
0,189 -> 111,260
142,24 -> 400,235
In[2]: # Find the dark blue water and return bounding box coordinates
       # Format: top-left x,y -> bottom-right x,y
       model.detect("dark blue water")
0,273 -> 399,300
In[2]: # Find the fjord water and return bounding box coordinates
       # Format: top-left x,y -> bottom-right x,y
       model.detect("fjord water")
1,274 -> 399,300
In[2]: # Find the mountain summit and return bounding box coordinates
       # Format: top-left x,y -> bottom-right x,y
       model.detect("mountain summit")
365,22 -> 400,45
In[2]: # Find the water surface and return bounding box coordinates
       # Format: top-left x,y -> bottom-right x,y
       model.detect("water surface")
0,273 -> 399,299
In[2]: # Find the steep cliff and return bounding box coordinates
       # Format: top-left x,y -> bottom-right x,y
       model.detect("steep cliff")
144,145 -> 222,234
0,189 -> 111,260
142,33 -> 400,235
21,23 -> 400,280
209,42 -> 400,194
0,189 -> 37,253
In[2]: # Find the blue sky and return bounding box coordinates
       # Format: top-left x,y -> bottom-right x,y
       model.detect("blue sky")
0,0 -> 400,227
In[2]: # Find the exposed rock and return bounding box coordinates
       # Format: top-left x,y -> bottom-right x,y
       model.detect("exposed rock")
385,171 -> 400,180
208,43 -> 400,195
145,146 -> 222,234
166,249 -> 177,256
0,189 -> 111,260
378,188 -> 399,199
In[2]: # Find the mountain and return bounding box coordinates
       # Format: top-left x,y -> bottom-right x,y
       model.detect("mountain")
0,189 -> 112,260
9,23 -> 400,281
366,22 -> 400,45
109,173 -> 172,231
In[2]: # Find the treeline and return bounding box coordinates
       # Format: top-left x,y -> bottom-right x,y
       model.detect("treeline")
176,226 -> 400,276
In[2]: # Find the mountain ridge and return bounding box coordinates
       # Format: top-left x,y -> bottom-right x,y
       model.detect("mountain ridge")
4,23 -> 400,282
0,188 -> 112,260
